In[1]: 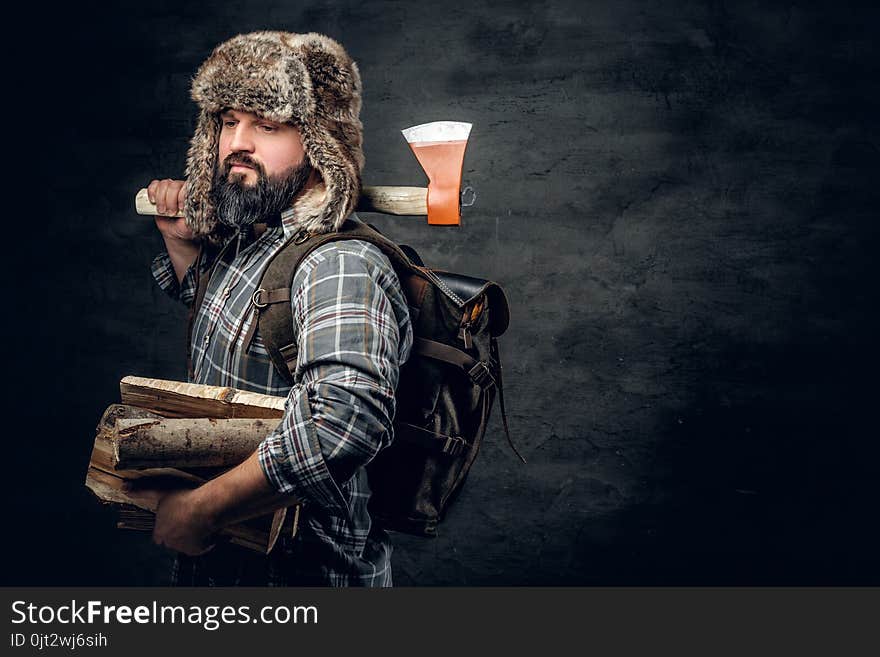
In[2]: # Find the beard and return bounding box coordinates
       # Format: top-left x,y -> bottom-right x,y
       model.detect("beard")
210,153 -> 313,229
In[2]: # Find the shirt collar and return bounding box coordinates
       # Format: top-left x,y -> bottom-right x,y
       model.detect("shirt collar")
280,207 -> 300,239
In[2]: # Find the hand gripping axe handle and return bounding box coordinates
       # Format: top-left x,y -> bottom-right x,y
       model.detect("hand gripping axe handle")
134,120 -> 474,226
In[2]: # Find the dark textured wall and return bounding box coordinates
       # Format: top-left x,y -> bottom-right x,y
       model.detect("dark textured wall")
6,0 -> 878,585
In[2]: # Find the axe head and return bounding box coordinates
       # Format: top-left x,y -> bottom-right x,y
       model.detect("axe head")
401,121 -> 472,226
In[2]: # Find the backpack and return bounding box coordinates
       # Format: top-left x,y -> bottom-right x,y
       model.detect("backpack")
190,218 -> 525,536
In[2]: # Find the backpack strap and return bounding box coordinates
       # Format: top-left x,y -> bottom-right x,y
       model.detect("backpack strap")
186,238 -> 234,381
490,336 -> 527,464
184,232 -> 303,545
253,220 -> 417,386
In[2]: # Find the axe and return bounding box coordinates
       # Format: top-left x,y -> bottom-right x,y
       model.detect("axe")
135,120 -> 474,226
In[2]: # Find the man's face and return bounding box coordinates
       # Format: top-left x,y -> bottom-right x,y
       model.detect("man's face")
218,109 -> 308,183
211,109 -> 315,228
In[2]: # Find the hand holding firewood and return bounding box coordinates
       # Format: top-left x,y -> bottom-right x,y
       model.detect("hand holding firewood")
85,377 -> 298,555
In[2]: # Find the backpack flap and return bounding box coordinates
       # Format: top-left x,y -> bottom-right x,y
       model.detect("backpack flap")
428,270 -> 510,337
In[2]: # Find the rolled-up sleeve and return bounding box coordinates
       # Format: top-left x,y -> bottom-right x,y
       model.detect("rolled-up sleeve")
258,242 -> 411,517
151,251 -> 200,307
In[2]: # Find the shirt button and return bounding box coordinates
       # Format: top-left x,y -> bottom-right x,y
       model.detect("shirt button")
223,287 -> 231,298
203,335 -> 210,345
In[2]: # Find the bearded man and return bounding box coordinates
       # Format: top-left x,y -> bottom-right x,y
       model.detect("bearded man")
146,32 -> 412,586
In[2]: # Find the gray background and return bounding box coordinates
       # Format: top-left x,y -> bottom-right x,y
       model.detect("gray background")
7,0 -> 878,584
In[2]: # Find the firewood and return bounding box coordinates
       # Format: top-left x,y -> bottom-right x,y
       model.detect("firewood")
119,376 -> 285,419
86,401 -> 297,554
112,417 -> 275,469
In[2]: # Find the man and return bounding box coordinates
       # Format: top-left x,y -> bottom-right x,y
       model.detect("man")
146,31 -> 412,586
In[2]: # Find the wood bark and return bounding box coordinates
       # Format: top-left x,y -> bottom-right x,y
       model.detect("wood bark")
112,417 -> 275,469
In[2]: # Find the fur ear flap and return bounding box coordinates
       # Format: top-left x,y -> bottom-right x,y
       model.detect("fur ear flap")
293,118 -> 363,234
291,182 -> 330,234
184,110 -> 220,239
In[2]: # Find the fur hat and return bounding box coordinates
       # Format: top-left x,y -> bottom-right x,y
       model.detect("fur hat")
184,31 -> 364,239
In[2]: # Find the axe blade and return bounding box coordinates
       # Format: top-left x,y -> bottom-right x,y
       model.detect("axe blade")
401,121 -> 472,226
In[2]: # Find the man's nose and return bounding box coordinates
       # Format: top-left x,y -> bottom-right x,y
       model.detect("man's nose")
228,124 -> 255,153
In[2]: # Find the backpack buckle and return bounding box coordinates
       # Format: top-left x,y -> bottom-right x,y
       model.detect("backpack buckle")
468,361 -> 496,389
442,435 -> 469,456
252,288 -> 269,309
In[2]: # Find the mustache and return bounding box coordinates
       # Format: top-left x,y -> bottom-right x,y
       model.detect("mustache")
222,153 -> 265,176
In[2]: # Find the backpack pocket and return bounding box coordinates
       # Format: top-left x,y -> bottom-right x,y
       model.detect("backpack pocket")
368,419 -> 482,536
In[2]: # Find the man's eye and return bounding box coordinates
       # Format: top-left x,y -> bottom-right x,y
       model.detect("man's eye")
259,124 -> 277,133
223,121 -> 236,128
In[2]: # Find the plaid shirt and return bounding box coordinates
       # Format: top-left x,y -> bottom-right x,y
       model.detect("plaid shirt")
151,211 -> 412,586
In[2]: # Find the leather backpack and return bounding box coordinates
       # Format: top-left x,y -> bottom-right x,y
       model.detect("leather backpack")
192,218 -> 525,536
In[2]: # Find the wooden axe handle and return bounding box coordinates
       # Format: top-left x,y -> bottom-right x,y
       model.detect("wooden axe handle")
356,186 -> 428,215
135,186 -> 428,218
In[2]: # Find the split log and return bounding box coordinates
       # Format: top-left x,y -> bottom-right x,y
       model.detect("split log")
90,404 -> 193,477
112,417 -> 275,469
119,376 -> 286,419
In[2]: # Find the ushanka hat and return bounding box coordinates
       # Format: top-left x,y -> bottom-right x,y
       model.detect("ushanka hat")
184,31 -> 364,239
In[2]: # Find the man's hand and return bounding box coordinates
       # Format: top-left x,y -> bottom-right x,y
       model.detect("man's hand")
148,178 -> 199,284
151,487 -> 218,556
132,452 -> 299,557
148,178 -> 195,242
